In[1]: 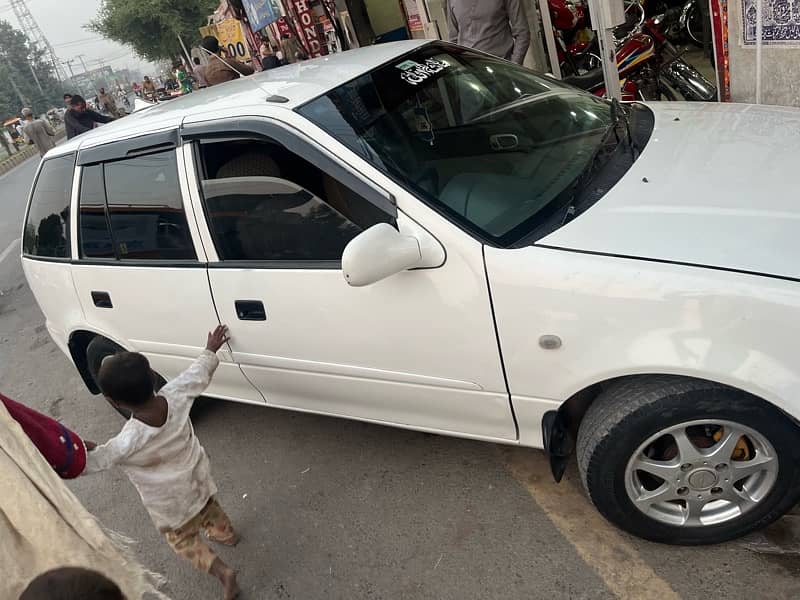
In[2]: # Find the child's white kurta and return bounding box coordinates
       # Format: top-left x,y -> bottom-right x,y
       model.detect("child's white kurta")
85,350 -> 219,531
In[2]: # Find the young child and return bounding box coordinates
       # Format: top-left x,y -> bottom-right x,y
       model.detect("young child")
84,325 -> 240,600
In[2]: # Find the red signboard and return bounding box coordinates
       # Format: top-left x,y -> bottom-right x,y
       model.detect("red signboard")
276,16 -> 292,37
291,0 -> 323,57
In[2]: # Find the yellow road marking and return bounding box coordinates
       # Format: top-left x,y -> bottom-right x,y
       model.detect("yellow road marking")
501,447 -> 681,600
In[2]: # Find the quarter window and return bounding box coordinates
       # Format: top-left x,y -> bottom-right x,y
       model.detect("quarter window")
77,151 -> 196,261
23,154 -> 74,258
197,139 -> 391,262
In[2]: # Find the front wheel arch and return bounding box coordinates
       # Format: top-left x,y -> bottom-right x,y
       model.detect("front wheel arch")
542,374 -> 799,482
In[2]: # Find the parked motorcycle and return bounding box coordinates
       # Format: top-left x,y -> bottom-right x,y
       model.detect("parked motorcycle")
561,14 -> 717,102
549,0 -> 645,76
646,0 -> 710,47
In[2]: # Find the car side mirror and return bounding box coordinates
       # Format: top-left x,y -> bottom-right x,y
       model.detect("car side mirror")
342,223 -> 422,287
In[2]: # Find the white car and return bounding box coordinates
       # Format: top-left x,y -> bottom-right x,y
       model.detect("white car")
21,40 -> 800,545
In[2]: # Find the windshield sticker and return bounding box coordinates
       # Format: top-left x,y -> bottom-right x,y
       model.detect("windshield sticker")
396,58 -> 449,86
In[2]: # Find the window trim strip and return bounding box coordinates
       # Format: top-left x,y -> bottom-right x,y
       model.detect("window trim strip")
76,129 -> 179,166
180,117 -> 398,219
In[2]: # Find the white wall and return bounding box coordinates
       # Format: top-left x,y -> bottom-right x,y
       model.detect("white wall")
728,0 -> 800,106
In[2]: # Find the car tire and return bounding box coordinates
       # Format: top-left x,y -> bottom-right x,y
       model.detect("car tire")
86,337 -> 166,420
576,376 -> 800,544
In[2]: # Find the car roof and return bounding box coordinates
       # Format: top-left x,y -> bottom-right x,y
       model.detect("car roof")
52,40 -> 430,157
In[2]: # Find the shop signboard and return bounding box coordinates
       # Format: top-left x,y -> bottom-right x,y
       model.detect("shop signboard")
216,19 -> 253,61
403,0 -> 425,32
276,16 -> 292,37
742,0 -> 800,45
241,0 -> 282,32
291,0 -> 324,57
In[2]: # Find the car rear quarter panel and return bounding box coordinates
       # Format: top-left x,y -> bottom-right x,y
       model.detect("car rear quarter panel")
21,257 -> 84,359
485,245 -> 800,432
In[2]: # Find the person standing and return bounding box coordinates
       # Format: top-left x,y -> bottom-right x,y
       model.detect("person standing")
142,76 -> 157,101
201,36 -> 254,86
446,0 -> 531,65
97,87 -> 118,116
20,108 -> 56,157
280,33 -> 305,63
175,62 -> 193,94
0,131 -> 15,157
64,95 -> 115,139
192,57 -> 208,88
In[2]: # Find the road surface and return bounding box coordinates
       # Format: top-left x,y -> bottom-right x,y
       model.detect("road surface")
1,157 -> 799,600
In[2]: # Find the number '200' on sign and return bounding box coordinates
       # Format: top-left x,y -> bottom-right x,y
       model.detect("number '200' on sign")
397,58 -> 449,86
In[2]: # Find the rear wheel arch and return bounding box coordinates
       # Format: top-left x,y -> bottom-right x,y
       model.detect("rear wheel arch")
68,331 -> 103,394
68,331 -> 129,394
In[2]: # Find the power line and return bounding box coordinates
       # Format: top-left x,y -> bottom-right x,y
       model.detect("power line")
52,36 -> 106,48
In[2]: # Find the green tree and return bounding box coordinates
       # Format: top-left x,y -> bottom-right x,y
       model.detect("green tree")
0,20 -> 63,119
89,0 -> 218,63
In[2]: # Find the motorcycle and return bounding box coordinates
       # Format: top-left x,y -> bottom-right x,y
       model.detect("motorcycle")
561,14 -> 717,102
549,0 -> 645,77
646,0 -> 710,47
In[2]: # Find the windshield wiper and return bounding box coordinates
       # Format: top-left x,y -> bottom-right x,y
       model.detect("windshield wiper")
559,117 -> 625,226
611,98 -> 637,158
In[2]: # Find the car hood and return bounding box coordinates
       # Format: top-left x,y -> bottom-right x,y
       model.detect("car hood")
540,102 -> 800,280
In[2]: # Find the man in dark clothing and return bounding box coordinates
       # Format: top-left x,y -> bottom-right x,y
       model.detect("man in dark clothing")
65,95 -> 115,139
260,44 -> 280,71
201,35 -> 254,86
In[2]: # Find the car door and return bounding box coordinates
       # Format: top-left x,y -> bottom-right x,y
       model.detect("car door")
180,118 -> 515,441
69,131 -> 262,404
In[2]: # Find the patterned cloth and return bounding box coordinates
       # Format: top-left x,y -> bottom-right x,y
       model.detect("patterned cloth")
163,497 -> 236,572
0,401 -> 167,599
0,393 -> 86,478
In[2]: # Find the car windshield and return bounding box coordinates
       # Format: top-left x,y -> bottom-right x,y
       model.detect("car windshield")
298,43 -> 627,246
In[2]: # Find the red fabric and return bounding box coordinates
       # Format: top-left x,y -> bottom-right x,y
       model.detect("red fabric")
1,393 -> 86,478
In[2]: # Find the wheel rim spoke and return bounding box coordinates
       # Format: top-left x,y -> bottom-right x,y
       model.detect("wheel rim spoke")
683,496 -> 707,526
634,482 -> 676,507
730,452 -> 778,483
631,456 -> 680,482
708,426 -> 744,461
722,485 -> 757,511
671,427 -> 702,463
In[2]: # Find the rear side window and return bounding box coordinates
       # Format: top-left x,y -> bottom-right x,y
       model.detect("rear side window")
77,151 -> 196,261
23,154 -> 74,258
79,164 -> 114,258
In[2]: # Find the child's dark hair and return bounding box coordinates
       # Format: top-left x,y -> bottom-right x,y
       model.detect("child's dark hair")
98,352 -> 154,407
20,567 -> 125,599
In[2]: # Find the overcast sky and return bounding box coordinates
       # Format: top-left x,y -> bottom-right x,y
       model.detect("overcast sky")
1,0 -> 157,78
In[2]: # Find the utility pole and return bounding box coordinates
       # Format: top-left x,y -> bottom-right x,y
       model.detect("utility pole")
62,59 -> 87,98
28,61 -> 44,95
10,0 -> 67,81
76,54 -> 99,98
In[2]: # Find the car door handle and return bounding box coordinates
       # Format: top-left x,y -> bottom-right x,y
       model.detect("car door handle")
91,291 -> 113,309
235,300 -> 266,321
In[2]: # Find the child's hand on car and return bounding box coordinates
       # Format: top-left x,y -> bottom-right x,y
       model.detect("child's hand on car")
206,325 -> 230,353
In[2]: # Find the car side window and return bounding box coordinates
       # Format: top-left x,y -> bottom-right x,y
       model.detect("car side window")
77,151 -> 196,261
23,154 -> 74,259
197,139 -> 392,262
79,164 -> 114,259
